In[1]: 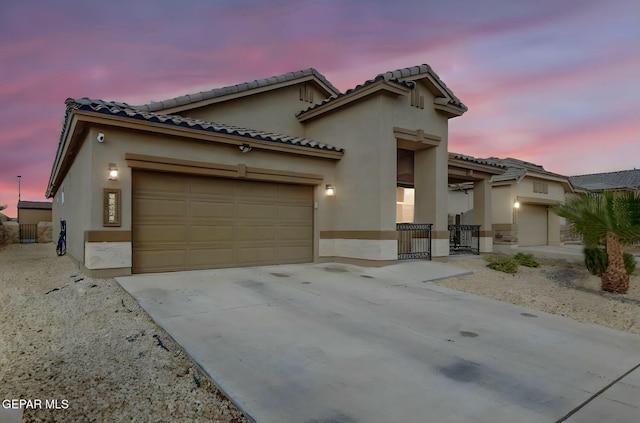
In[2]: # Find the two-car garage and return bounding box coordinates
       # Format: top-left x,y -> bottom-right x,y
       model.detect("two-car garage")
131,170 -> 314,273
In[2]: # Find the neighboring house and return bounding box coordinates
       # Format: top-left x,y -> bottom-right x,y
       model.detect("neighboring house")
568,169 -> 640,193
46,64 -> 470,276
17,201 -> 53,225
447,156 -> 572,247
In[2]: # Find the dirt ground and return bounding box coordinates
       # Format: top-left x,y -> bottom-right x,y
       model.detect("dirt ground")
0,244 -> 248,423
1,244 -> 638,422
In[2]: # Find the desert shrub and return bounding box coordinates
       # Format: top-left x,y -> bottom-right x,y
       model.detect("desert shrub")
514,252 -> 540,268
584,246 -> 637,276
485,256 -> 519,274
584,247 -> 607,276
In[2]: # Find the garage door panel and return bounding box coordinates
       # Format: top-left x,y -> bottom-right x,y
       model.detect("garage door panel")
190,201 -> 235,218
190,248 -> 235,268
134,172 -> 188,195
236,226 -> 277,242
236,182 -> 278,200
190,226 -> 234,242
133,250 -> 189,272
190,177 -> 234,196
134,199 -> 188,219
237,203 -> 277,219
134,225 -> 189,243
133,170 -> 313,273
236,247 -> 278,264
519,204 -> 548,246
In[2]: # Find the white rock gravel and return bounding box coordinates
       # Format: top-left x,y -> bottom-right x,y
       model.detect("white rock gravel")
434,256 -> 640,335
1,244 -> 248,423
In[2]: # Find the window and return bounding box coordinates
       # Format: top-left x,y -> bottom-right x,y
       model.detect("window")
533,180 -> 548,194
103,188 -> 121,227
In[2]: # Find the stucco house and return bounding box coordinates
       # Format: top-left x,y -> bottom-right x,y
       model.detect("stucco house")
447,155 -> 572,247
47,64 -> 479,276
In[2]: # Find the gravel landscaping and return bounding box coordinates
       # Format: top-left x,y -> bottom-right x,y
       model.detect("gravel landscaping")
0,244 -> 248,423
2,244 -> 638,422
434,256 -> 640,335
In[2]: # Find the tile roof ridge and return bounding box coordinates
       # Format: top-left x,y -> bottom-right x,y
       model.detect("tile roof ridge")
377,64 -> 467,110
132,68 -> 340,113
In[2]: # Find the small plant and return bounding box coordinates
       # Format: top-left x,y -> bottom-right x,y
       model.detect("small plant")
514,252 -> 540,268
485,256 -> 519,274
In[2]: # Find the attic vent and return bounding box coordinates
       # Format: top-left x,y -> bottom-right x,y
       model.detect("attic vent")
299,84 -> 315,103
410,87 -> 424,109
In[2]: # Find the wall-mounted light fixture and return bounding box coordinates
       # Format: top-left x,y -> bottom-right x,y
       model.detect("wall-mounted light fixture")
108,163 -> 118,181
238,143 -> 252,153
326,184 -> 335,197
513,201 -> 520,209
97,133 -> 105,143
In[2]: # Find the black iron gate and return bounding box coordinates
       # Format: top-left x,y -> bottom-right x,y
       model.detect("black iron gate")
19,224 -> 38,243
397,223 -> 432,260
448,224 -> 480,255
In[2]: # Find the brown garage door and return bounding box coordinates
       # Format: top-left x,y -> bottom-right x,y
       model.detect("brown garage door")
132,170 -> 313,273
518,204 -> 548,246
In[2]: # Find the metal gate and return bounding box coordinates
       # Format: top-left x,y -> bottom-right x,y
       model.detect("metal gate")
19,224 -> 38,243
448,224 -> 480,255
397,223 -> 432,260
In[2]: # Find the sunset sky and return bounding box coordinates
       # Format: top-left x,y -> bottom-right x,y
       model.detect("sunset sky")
1,0 -> 638,217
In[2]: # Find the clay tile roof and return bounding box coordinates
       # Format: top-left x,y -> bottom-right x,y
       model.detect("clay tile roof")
449,153 -> 506,169
66,98 -> 343,153
297,63 -> 466,117
136,68 -> 340,113
297,74 -> 415,117
569,169 -> 640,191
18,201 -> 52,210
481,157 -> 567,182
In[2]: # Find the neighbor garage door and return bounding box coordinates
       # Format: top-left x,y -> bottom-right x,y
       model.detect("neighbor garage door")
132,170 -> 313,273
518,203 -> 548,246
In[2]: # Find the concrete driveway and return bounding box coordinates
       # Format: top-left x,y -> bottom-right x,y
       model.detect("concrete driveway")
117,261 -> 640,423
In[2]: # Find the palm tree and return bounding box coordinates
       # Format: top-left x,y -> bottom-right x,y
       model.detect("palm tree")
552,191 -> 640,294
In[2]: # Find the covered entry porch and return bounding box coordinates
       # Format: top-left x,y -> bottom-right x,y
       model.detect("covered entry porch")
396,149 -> 504,259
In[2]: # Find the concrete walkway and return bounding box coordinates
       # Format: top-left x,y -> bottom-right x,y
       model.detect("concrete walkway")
117,261 -> 640,423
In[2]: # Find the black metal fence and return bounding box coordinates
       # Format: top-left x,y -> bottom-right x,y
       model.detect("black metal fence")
448,224 -> 480,255
397,223 -> 432,260
19,224 -> 38,244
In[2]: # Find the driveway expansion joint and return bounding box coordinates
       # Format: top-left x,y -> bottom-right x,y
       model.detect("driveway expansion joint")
554,362 -> 640,423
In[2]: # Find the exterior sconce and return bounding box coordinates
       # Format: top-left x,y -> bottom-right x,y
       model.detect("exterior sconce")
513,201 -> 520,209
108,163 -> 118,181
238,143 -> 252,153
326,184 -> 335,197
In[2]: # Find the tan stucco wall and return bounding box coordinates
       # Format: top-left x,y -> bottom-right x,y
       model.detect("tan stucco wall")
514,177 -> 566,204
492,185 -> 515,224
18,208 -> 52,225
66,126 -> 337,266
304,95 -> 397,233
53,131 -> 94,265
182,84 -> 327,138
